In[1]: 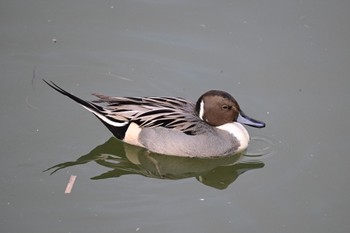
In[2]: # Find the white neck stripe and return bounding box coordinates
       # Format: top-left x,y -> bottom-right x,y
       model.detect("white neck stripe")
199,100 -> 205,121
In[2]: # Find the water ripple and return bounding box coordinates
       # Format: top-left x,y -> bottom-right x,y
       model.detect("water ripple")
245,136 -> 279,158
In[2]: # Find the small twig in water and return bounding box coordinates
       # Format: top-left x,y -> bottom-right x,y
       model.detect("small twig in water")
64,175 -> 77,194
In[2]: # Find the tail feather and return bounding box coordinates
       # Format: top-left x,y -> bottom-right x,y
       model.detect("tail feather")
43,79 -> 103,112
43,79 -> 129,140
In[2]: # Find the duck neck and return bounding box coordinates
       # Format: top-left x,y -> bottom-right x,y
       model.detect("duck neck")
216,122 -> 250,152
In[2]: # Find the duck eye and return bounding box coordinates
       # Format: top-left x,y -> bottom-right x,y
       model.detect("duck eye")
222,105 -> 230,110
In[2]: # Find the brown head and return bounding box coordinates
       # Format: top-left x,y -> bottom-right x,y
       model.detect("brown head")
195,90 -> 265,128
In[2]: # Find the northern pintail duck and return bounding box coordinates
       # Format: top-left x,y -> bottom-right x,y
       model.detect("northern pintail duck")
44,80 -> 265,157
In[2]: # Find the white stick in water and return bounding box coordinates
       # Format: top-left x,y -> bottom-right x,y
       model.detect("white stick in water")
65,175 -> 77,194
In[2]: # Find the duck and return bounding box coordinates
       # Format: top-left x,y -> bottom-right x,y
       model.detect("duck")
44,80 -> 265,157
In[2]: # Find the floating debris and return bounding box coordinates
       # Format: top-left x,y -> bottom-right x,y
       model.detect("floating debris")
64,175 -> 77,194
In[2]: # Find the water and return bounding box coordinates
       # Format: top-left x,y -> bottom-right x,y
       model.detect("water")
1,0 -> 350,233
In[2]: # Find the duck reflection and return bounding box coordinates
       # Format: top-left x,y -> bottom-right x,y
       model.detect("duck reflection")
45,137 -> 264,190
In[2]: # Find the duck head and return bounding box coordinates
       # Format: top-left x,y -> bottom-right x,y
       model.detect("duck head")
195,90 -> 265,128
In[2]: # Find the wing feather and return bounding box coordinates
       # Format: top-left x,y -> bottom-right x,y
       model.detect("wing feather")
92,95 -> 204,135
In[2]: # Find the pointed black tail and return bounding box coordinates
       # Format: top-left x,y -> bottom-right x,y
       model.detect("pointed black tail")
43,79 -> 103,112
43,79 -> 129,140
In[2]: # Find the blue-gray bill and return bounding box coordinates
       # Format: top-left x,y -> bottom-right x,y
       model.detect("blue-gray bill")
237,111 -> 266,128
